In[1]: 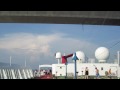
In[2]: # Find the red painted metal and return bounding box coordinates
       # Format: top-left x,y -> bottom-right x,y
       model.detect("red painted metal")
61,54 -> 73,64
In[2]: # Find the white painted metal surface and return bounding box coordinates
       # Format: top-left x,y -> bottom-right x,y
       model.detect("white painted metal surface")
3,69 -> 7,79
11,69 -> 16,79
18,69 -> 22,79
52,63 -> 118,76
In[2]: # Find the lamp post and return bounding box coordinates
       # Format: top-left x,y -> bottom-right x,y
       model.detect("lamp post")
65,62 -> 67,79
74,60 -> 77,79
72,53 -> 78,79
117,51 -> 120,79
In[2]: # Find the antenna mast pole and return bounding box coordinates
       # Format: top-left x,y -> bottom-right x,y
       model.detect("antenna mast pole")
10,56 -> 11,66
25,56 -> 26,67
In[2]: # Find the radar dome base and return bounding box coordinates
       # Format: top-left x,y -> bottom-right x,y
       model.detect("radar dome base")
98,60 -> 106,63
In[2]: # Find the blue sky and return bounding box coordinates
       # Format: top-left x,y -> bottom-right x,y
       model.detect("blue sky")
0,23 -> 120,69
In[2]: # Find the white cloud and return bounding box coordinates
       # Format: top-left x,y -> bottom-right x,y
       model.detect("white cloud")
0,32 -> 98,68
0,33 -> 60,54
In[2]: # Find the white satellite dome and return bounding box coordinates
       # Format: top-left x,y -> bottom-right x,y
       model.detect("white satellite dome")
76,51 -> 85,63
55,52 -> 62,59
95,47 -> 109,63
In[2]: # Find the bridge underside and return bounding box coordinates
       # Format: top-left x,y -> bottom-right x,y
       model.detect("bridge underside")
0,11 -> 120,26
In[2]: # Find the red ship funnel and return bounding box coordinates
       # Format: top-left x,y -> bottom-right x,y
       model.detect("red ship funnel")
61,54 -> 73,64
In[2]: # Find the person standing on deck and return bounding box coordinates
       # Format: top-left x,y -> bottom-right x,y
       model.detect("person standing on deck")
95,68 -> 99,79
108,68 -> 112,79
85,67 -> 89,79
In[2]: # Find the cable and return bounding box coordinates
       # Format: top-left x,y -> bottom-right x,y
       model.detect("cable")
82,24 -> 84,32
96,40 -> 120,58
101,11 -> 109,25
109,40 -> 120,49
95,11 -> 119,58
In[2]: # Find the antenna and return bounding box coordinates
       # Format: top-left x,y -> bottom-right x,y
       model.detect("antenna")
25,56 -> 26,67
58,58 -> 60,64
55,52 -> 62,64
10,56 -> 11,66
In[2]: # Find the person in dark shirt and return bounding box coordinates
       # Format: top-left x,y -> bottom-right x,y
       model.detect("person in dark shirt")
85,67 -> 89,79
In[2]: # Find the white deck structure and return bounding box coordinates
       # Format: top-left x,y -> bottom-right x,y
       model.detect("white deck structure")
52,63 -> 118,77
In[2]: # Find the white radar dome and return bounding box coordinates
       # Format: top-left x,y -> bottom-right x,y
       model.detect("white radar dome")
55,52 -> 62,59
76,51 -> 85,63
95,47 -> 109,63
